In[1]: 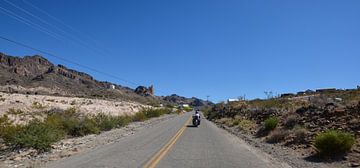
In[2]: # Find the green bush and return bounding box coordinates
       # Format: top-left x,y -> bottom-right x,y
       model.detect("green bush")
264,117 -> 279,131
232,120 -> 240,126
1,107 -> 163,152
7,108 -> 24,115
314,130 -> 356,156
143,108 -> 172,118
183,106 -> 193,112
69,117 -> 100,137
45,109 -> 81,135
13,120 -> 64,152
114,116 -> 132,127
132,112 -> 147,122
32,102 -> 46,109
0,115 -> 23,143
94,113 -> 117,131
93,113 -> 131,131
238,119 -> 256,131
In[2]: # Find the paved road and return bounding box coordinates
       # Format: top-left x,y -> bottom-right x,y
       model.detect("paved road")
46,112 -> 289,168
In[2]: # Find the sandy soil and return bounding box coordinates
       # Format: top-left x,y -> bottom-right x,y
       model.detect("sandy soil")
0,92 -> 148,119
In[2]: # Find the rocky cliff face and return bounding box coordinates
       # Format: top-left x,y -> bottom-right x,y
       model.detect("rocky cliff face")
0,52 -> 159,104
0,52 -> 212,107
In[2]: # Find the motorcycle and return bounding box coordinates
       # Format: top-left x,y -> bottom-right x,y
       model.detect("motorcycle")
192,115 -> 200,127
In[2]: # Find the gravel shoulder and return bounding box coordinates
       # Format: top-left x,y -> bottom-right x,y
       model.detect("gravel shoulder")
0,114 -> 177,168
216,124 -> 346,168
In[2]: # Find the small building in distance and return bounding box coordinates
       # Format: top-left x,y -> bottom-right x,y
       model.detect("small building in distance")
280,93 -> 295,98
181,104 -> 190,108
316,88 -> 337,93
305,89 -> 315,94
227,98 -> 239,103
109,84 -> 116,90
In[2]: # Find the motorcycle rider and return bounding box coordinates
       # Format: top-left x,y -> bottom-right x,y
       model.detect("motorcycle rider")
194,110 -> 201,125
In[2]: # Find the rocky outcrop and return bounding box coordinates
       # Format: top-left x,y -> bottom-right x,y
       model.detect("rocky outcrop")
0,52 -> 162,104
0,52 -> 209,106
135,85 -> 154,96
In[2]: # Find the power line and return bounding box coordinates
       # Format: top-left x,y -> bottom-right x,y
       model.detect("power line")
0,35 -> 139,86
0,6 -> 63,40
22,0 -> 112,55
1,0 -> 109,56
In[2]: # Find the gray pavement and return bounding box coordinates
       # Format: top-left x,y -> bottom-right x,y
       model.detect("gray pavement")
46,112 -> 288,168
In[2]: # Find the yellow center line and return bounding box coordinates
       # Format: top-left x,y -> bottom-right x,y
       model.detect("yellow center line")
143,116 -> 192,168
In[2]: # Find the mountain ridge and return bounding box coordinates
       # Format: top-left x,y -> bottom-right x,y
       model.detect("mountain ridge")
0,52 -> 211,106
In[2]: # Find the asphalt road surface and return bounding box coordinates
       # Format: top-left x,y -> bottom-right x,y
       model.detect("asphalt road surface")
46,112 -> 290,168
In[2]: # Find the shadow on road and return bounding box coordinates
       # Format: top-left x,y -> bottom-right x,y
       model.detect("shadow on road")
186,125 -> 199,128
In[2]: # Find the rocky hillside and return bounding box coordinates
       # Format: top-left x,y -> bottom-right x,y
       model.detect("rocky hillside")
206,88 -> 360,167
162,94 -> 213,107
0,52 -> 210,106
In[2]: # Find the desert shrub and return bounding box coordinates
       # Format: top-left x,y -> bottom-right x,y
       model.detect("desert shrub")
238,119 -> 256,131
70,100 -> 76,105
0,115 -> 23,143
293,126 -> 307,143
93,113 -> 132,131
32,102 -> 46,109
264,117 -> 279,131
94,113 -> 116,131
0,98 -> 5,102
183,106 -> 193,112
266,129 -> 289,143
232,120 -> 240,126
132,112 -> 147,122
13,120 -> 64,152
45,108 -> 81,135
249,98 -> 290,109
284,114 -> 298,129
7,108 -> 24,115
314,130 -> 356,156
68,117 -> 100,137
143,109 -> 162,118
114,116 -> 132,127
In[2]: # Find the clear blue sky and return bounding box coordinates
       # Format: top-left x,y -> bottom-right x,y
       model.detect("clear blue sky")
1,0 -> 360,102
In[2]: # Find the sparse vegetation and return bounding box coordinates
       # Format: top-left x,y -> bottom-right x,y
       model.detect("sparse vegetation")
132,111 -> 147,122
32,102 -> 46,109
292,126 -> 307,144
284,114 -> 298,129
13,120 -> 64,152
0,107 -> 173,152
0,115 -> 23,143
264,117 -> 279,131
183,106 -> 193,112
314,130 -> 356,157
238,119 -> 256,131
266,129 -> 289,143
93,113 -> 131,131
7,108 -> 24,115
0,97 -> 5,102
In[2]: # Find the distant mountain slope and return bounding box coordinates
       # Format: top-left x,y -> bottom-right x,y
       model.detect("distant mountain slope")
0,52 -> 211,106
0,52 -> 160,103
162,94 -> 213,107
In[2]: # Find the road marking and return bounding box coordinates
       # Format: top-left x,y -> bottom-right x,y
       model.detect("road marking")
143,116 -> 192,168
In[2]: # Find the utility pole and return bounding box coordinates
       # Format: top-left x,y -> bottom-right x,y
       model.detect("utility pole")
206,95 -> 210,102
